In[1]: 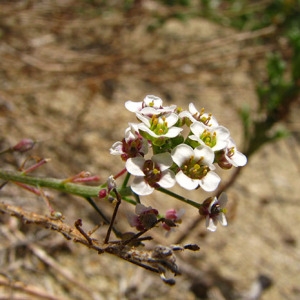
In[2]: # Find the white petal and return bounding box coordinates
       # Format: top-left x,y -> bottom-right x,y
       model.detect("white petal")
171,144 -> 194,167
159,170 -> 176,188
218,213 -> 227,226
143,95 -> 163,107
160,105 -> 177,113
125,101 -> 143,112
164,113 -> 179,127
215,125 -> 230,139
230,151 -> 247,167
138,123 -> 155,135
136,113 -> 151,127
190,121 -> 206,136
188,135 -> 200,142
152,152 -> 173,170
128,122 -> 140,133
199,171 -> 221,192
110,142 -> 123,155
140,106 -> 161,116
175,171 -> 199,190
189,103 -> 198,115
218,192 -> 228,208
131,177 -> 154,195
194,146 -> 215,166
179,110 -> 196,123
212,140 -> 228,151
125,157 -> 145,176
164,126 -> 183,138
206,217 -> 217,232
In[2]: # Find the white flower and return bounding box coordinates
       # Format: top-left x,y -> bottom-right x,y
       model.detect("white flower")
171,144 -> 220,191
224,138 -> 247,167
200,193 -> 228,232
189,121 -> 230,151
125,152 -> 176,195
179,103 -> 219,127
125,95 -> 176,115
125,95 -> 163,112
137,112 -> 183,140
110,123 -> 148,160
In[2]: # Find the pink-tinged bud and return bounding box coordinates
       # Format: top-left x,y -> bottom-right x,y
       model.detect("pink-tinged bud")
98,189 -> 107,198
165,209 -> 178,220
22,158 -> 50,174
162,208 -> 185,232
12,139 -> 35,153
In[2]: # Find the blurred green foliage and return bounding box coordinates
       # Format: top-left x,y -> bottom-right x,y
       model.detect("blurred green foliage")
197,0 -> 300,156
148,0 -> 300,157
160,0 -> 191,6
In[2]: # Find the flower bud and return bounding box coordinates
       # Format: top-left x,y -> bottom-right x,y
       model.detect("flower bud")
12,138 -> 35,153
107,175 -> 116,191
98,189 -> 107,199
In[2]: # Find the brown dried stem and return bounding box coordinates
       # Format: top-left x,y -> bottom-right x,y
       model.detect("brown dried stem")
0,202 -> 198,284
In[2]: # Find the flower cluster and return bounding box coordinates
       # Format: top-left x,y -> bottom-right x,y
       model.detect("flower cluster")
110,95 -> 247,196
110,95 -> 247,231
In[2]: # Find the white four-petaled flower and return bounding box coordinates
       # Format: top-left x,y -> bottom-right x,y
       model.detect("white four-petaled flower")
110,123 -> 149,160
205,193 -> 228,232
171,144 -> 220,191
125,95 -> 176,116
179,103 -> 219,127
189,121 -> 230,151
126,152 -> 176,195
224,137 -> 247,167
137,112 -> 183,139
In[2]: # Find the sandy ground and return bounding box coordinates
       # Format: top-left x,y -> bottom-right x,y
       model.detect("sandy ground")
0,1 -> 300,300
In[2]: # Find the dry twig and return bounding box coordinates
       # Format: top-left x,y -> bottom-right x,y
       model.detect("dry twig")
0,202 -> 199,285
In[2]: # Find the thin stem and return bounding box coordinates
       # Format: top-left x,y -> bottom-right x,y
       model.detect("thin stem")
0,169 -> 101,198
75,219 -> 93,245
104,188 -> 122,244
0,169 -> 135,207
85,197 -> 122,238
121,196 -> 137,205
122,219 -> 164,246
156,187 -> 201,209
114,168 -> 127,180
121,171 -> 131,189
133,192 -> 140,203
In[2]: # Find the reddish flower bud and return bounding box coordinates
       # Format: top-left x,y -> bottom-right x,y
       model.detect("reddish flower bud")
98,189 -> 107,199
12,138 -> 35,153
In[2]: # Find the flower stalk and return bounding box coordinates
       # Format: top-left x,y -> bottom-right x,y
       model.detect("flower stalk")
156,187 -> 201,209
0,169 -> 101,198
